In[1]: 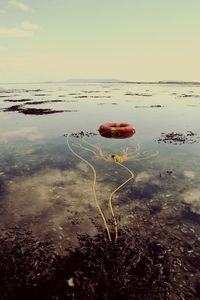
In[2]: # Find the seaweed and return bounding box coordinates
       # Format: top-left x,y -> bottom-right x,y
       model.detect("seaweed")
64,131 -> 98,138
178,94 -> 200,98
135,105 -> 164,108
125,93 -> 153,97
3,105 -> 77,115
156,131 -> 199,144
0,227 -> 176,300
4,99 -> 32,102
25,100 -> 64,105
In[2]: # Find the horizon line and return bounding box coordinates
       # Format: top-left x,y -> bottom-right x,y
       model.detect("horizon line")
0,79 -> 200,85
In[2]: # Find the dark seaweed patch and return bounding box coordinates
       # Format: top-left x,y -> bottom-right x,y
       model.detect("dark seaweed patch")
156,131 -> 199,144
25,89 -> 42,92
68,93 -> 81,95
25,101 -> 47,105
4,99 -> 32,102
90,96 -> 111,98
82,90 -> 101,93
126,183 -> 161,202
0,227 -> 175,300
179,94 -> 200,98
0,176 -> 6,200
125,92 -> 153,96
3,105 -> 77,115
64,131 -> 98,138
182,206 -> 200,225
25,100 -> 64,105
74,95 -> 88,98
135,105 -> 164,108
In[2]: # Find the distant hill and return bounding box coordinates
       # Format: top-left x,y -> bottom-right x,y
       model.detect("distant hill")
43,78 -> 121,84
65,78 -> 121,83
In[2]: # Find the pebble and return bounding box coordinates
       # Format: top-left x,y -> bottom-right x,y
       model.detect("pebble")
67,277 -> 75,287
165,194 -> 171,198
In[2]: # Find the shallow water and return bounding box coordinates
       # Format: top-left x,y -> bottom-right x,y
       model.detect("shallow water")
0,82 -> 200,256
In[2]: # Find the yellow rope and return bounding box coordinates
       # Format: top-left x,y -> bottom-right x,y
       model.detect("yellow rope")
80,137 -> 136,242
66,136 -> 156,243
108,162 -> 135,242
66,135 -> 112,241
82,138 -> 110,161
72,142 -> 97,157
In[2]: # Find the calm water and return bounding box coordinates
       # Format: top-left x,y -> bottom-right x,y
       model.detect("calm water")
0,82 -> 200,254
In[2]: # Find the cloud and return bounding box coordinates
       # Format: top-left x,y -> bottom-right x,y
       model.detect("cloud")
20,20 -> 39,31
1,167 -> 112,247
9,0 -> 34,12
182,188 -> 200,214
0,21 -> 39,37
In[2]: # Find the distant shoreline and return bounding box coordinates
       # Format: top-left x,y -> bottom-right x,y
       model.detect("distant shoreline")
1,80 -> 200,85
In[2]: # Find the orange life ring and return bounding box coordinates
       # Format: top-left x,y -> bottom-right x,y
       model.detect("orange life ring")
99,122 -> 135,138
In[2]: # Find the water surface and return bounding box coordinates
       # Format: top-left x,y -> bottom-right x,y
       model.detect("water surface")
1,82 -> 200,257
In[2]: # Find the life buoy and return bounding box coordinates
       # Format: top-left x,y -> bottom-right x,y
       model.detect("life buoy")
99,122 -> 135,138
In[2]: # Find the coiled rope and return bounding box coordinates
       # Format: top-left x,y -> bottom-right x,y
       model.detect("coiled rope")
66,135 -> 112,241
66,135 -> 135,242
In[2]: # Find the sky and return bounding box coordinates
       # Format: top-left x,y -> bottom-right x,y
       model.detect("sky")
0,0 -> 200,83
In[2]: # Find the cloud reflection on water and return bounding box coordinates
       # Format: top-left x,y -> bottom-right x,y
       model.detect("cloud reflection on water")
1,165 -> 112,249
0,126 -> 44,142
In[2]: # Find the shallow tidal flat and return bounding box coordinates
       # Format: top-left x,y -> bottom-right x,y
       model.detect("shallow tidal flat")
0,82 -> 200,298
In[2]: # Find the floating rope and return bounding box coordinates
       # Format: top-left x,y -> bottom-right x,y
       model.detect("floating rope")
66,135 -> 158,242
66,135 -> 112,241
108,162 -> 135,242
81,137 -> 136,242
